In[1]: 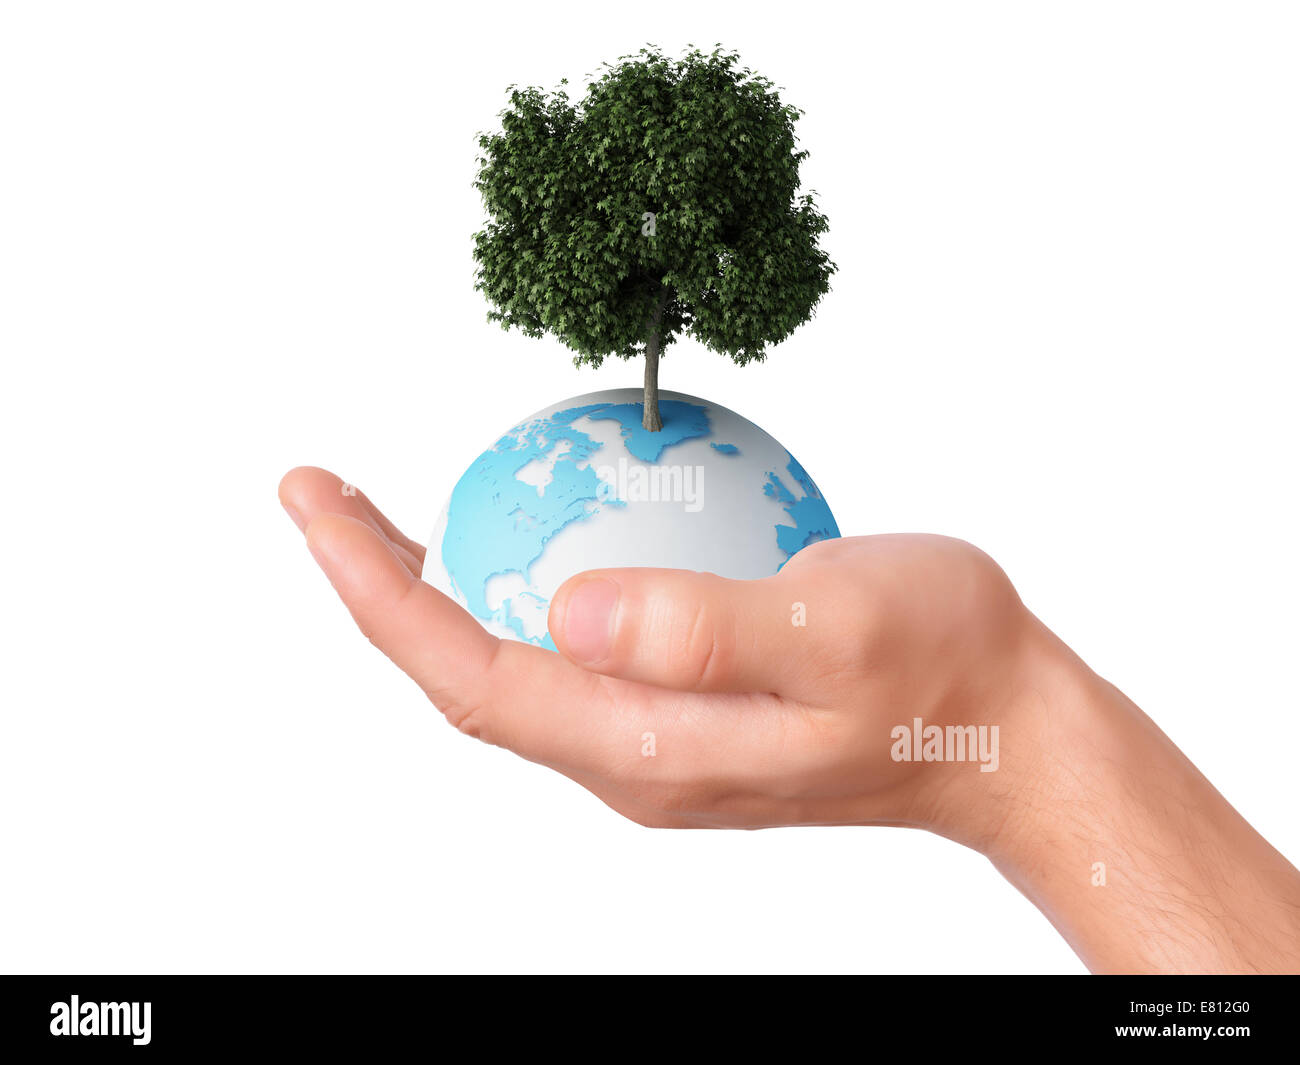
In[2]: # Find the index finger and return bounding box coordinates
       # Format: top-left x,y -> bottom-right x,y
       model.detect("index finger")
303,512 -> 650,774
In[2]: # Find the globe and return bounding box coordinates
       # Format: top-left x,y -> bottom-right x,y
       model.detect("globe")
424,388 -> 841,651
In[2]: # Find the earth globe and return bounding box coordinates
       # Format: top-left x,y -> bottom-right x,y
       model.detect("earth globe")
424,389 -> 840,651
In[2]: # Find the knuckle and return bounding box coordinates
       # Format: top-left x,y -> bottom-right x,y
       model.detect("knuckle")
428,686 -> 487,741
612,752 -> 713,815
678,592 -> 735,689
430,635 -> 506,746
645,779 -> 708,815
448,700 -> 483,739
640,761 -> 729,814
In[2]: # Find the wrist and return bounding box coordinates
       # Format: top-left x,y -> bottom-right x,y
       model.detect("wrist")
928,611 -> 1300,973
910,609 -> 1089,858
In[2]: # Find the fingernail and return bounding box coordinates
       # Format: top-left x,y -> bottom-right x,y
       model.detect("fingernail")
282,501 -> 307,532
559,577 -> 619,663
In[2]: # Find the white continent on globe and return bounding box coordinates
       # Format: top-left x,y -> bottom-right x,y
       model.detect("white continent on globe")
424,389 -> 840,651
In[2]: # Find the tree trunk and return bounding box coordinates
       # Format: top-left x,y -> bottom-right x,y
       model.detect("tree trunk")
642,286 -> 669,432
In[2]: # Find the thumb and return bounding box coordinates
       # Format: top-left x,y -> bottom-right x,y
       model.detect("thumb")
548,568 -> 797,694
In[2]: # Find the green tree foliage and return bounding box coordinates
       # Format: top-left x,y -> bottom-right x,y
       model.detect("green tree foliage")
473,46 -> 835,430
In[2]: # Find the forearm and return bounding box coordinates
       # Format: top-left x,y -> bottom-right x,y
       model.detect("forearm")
961,619 -> 1300,973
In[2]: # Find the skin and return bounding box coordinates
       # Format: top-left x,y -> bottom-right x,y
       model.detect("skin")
279,465 -> 1300,974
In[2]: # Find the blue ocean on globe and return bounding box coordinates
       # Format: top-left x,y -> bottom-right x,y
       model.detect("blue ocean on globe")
425,389 -> 840,651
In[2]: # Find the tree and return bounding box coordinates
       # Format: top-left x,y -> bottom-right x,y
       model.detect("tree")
473,46 -> 836,432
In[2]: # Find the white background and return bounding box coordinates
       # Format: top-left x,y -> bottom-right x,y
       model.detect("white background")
2,2 -> 1297,974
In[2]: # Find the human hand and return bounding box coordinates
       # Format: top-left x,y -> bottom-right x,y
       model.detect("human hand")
277,466 -> 1039,842
279,465 -> 1300,973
